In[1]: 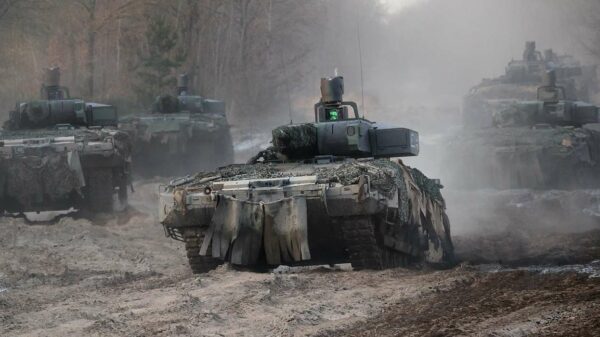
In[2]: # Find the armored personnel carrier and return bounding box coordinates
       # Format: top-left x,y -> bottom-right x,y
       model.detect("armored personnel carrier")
448,70 -> 600,190
464,41 -> 598,128
159,76 -> 454,273
119,74 -> 233,177
0,67 -> 131,214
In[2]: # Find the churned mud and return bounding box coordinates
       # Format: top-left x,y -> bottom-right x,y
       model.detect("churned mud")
0,182 -> 599,337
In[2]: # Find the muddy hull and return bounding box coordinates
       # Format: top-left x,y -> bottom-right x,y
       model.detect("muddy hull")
160,161 -> 454,272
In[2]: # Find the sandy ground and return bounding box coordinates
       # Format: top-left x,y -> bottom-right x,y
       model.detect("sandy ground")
1,182 -> 600,337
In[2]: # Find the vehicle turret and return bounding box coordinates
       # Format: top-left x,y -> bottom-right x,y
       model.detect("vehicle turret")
493,70 -> 599,127
269,76 -> 419,162
0,67 -> 131,215
151,73 -> 225,115
3,67 -> 117,130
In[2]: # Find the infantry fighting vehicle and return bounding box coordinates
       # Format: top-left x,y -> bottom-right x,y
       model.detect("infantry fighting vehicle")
464,41 -> 598,128
448,70 -> 600,189
119,74 -> 233,176
159,76 -> 454,273
0,67 -> 131,214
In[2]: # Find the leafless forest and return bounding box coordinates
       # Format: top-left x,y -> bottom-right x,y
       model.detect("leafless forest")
0,0 -> 380,126
0,0 -> 598,128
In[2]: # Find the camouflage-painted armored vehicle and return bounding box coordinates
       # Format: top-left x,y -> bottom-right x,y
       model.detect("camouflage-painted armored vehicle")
464,41 -> 598,128
119,74 -> 233,176
0,68 -> 131,214
159,76 -> 454,273
448,70 -> 600,190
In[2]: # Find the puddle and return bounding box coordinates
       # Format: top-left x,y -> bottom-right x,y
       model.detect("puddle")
477,260 -> 600,278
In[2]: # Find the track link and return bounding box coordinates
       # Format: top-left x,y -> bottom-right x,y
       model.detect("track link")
183,228 -> 223,274
338,216 -> 410,270
338,216 -> 384,270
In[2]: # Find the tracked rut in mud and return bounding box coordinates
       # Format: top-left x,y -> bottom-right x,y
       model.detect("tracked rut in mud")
0,181 -> 599,337
320,270 -> 600,337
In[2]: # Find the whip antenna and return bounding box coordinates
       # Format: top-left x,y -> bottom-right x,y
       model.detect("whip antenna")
356,11 -> 365,118
279,49 -> 293,124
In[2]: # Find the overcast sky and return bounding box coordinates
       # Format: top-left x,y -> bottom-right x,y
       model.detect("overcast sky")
379,0 -> 427,13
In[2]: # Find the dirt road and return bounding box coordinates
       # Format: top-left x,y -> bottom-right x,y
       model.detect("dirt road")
1,182 -> 599,337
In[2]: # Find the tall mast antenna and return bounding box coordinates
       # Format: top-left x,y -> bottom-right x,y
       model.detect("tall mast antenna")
356,10 -> 366,118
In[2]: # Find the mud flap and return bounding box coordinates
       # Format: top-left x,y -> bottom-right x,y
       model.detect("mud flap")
201,195 -> 310,266
230,201 -> 263,265
263,197 -> 311,265
67,150 -> 85,188
393,165 -> 453,264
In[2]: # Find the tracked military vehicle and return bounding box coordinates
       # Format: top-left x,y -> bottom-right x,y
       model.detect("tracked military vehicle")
448,70 -> 600,189
464,41 -> 598,128
159,76 -> 454,273
0,67 -> 131,214
119,74 -> 233,177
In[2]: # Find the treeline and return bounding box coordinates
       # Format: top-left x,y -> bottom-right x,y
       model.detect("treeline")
0,0 -> 383,125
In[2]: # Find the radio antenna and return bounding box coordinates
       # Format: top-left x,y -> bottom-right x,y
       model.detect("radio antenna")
279,49 -> 293,124
356,10 -> 366,118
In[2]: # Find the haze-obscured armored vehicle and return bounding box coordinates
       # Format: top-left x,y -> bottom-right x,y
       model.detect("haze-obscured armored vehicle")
449,70 -> 600,189
0,67 -> 131,214
464,41 -> 598,128
119,74 -> 233,176
159,76 -> 453,273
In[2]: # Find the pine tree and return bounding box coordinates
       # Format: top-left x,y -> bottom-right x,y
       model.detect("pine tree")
133,16 -> 184,106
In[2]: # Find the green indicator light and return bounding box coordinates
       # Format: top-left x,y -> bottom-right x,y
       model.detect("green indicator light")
329,110 -> 339,120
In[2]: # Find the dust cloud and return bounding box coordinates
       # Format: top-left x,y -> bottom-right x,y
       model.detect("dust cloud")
2,1 -> 600,336
274,0 -> 600,240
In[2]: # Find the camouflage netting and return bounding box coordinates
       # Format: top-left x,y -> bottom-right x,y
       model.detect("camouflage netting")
447,125 -> 600,189
0,148 -> 84,207
0,127 -> 131,210
152,94 -> 180,114
271,123 -> 317,159
194,158 -> 445,223
463,85 -> 539,128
